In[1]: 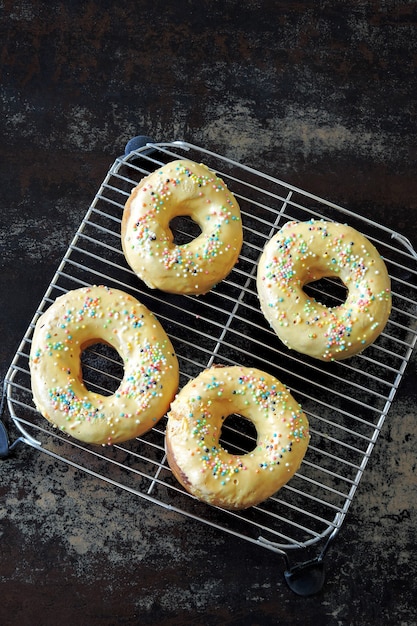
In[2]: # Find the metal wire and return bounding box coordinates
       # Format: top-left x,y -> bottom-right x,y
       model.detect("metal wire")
4,141 -> 417,555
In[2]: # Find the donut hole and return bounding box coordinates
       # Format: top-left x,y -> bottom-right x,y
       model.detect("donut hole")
169,215 -> 202,245
219,413 -> 258,455
303,276 -> 348,308
81,342 -> 124,396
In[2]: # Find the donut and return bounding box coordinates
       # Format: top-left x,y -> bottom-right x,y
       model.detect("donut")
165,365 -> 310,510
121,159 -> 243,295
29,285 -> 179,445
256,219 -> 392,361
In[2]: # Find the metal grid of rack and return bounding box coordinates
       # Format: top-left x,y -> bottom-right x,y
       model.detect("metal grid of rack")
4,140 -> 417,590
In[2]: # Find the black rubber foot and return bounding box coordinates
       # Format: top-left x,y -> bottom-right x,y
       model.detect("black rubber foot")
284,560 -> 326,596
124,135 -> 155,156
0,420 -> 10,458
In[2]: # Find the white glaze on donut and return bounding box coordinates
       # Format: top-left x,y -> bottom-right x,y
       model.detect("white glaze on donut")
165,365 -> 310,510
256,219 -> 392,361
30,285 -> 179,445
121,159 -> 243,295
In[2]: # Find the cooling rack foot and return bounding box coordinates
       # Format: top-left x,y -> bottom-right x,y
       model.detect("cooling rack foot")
124,135 -> 155,156
0,420 -> 10,458
0,420 -> 24,459
284,558 -> 326,596
0,388 -> 24,459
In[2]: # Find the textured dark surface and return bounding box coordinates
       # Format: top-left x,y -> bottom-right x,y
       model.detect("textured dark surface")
1,2 -> 417,625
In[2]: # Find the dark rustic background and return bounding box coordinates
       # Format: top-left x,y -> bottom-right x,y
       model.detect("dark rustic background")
1,2 -> 416,624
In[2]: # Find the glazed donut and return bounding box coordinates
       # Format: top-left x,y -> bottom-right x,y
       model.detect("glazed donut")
165,365 -> 310,510
256,219 -> 392,361
29,285 -> 179,445
121,159 -> 243,295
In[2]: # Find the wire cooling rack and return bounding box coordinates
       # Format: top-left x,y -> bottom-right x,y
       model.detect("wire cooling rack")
3,140 -> 417,594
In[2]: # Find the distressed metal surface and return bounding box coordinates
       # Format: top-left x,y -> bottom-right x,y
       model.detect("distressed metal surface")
1,2 -> 417,624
